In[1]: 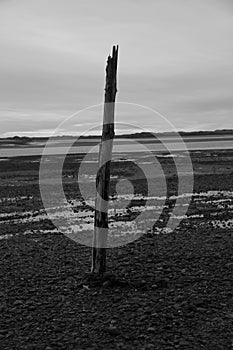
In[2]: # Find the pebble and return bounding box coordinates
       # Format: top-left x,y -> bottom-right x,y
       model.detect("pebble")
107,326 -> 120,336
147,327 -> 155,333
144,344 -> 154,350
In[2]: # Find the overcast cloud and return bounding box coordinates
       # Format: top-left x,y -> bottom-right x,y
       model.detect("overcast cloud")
0,0 -> 232,136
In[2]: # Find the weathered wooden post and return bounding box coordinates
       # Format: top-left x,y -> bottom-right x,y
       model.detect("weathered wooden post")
91,45 -> 119,274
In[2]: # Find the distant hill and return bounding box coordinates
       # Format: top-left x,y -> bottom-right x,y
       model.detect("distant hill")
0,136 -> 32,146
115,129 -> 233,139
1,129 -> 233,145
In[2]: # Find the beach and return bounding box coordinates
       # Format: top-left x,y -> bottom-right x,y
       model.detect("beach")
1,146 -> 233,349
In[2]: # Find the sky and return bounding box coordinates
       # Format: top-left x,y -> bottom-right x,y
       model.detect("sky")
0,0 -> 233,137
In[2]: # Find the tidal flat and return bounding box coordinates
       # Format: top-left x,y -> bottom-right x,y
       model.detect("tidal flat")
0,149 -> 233,349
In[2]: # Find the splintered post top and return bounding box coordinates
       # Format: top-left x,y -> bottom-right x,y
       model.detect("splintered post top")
105,45 -> 119,103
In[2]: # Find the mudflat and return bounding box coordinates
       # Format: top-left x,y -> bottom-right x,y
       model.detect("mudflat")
1,149 -> 233,349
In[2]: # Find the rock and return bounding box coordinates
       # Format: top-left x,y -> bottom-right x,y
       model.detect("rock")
113,296 -> 121,303
147,327 -> 155,333
102,280 -> 111,288
0,303 -> 6,312
151,284 -> 157,289
173,303 -> 180,310
179,339 -> 190,346
156,279 -> 169,288
107,326 -> 120,336
116,343 -> 127,350
144,344 -> 154,350
138,315 -> 147,322
193,298 -> 205,306
196,307 -> 207,313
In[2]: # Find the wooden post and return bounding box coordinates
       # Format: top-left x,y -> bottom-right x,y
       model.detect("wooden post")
91,45 -> 119,274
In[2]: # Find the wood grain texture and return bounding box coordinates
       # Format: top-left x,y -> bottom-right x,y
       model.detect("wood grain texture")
91,46 -> 118,274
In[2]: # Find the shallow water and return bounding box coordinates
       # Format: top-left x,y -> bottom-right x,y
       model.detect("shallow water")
1,137 -> 233,157
1,189 -> 233,241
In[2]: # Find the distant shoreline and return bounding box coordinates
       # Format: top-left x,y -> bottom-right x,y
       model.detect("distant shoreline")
1,129 -> 233,147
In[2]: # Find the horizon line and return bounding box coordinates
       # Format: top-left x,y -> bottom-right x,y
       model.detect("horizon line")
1,128 -> 233,139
